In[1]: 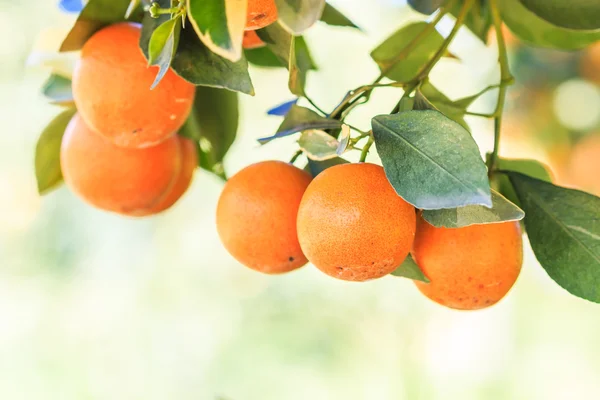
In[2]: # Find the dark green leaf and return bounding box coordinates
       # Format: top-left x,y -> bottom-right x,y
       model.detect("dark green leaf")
306,157 -> 349,177
419,81 -> 469,131
245,47 -> 286,68
140,8 -> 254,95
390,254 -> 430,283
256,22 -> 292,66
408,0 -> 445,15
519,0 -> 600,31
451,0 -> 492,43
509,172 -> 600,303
187,0 -> 246,61
60,0 -> 141,52
500,0 -> 600,50
148,17 -> 182,89
371,22 -> 444,82
319,3 -> 359,29
42,75 -> 74,105
259,105 -> 341,144
180,86 -> 238,178
372,110 -> 491,209
35,108 -> 77,195
275,0 -> 326,34
422,189 -> 524,228
494,157 -> 553,207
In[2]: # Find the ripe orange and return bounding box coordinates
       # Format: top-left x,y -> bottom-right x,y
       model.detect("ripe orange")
297,163 -> 416,282
132,137 -> 198,216
246,0 -> 278,30
242,30 -> 266,49
567,134 -> 600,196
216,161 -> 312,274
72,22 -> 195,148
412,216 -> 523,310
61,114 -> 182,214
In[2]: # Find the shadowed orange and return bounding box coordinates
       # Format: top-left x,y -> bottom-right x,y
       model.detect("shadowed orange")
243,30 -> 266,49
72,22 -> 195,148
246,0 -> 278,30
297,163 -> 416,282
412,216 -> 523,310
217,161 -> 312,274
60,114 -> 181,215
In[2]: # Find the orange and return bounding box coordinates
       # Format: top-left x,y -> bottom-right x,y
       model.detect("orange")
72,22 -> 195,148
567,134 -> 600,196
61,114 -> 181,214
216,161 -> 311,274
242,30 -> 266,49
297,163 -> 416,282
246,0 -> 278,30
132,137 -> 198,216
412,216 -> 523,310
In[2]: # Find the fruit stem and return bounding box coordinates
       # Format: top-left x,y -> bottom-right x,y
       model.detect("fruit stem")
289,149 -> 303,164
359,135 -> 374,162
487,0 -> 513,178
148,2 -> 183,18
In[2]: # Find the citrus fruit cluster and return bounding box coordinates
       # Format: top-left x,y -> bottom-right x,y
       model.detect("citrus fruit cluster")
217,161 -> 523,311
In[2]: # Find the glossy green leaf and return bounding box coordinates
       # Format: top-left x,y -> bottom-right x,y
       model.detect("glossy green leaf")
371,22 -> 444,82
259,105 -> 341,144
298,129 -> 339,161
180,86 -> 239,179
319,3 -> 359,29
187,0 -> 246,62
422,189 -> 524,228
148,17 -> 182,89
245,47 -> 286,68
519,0 -> 600,31
140,7 -> 254,95
451,0 -> 492,43
408,0 -> 444,15
509,172 -> 600,303
390,254 -> 430,283
372,110 -> 492,210
42,75 -> 74,105
494,157 -> 553,207
307,157 -> 349,177
500,0 -> 600,50
60,0 -> 140,52
35,108 -> 77,195
275,0 -> 326,34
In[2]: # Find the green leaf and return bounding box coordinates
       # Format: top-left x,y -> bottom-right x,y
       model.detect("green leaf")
419,82 -> 469,131
408,0 -> 444,15
275,0 -> 326,34
187,0 -> 246,62
42,75 -> 74,106
259,105 -> 341,144
35,108 -> 77,195
306,157 -> 349,177
519,0 -> 600,31
371,110 -> 491,210
245,47 -> 286,68
451,0 -> 492,43
500,0 -> 600,50
60,0 -> 140,52
148,17 -> 182,89
508,172 -> 600,303
298,129 -> 340,161
319,3 -> 359,29
494,157 -> 553,207
140,6 -> 254,95
422,189 -> 525,228
390,254 -> 430,283
180,86 -> 238,178
371,22 -> 445,83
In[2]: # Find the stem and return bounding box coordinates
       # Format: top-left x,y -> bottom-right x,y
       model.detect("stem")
304,95 -> 327,116
487,0 -> 513,178
289,149 -> 303,164
359,135 -> 374,162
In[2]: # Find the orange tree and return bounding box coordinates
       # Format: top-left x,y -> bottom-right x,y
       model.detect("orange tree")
35,0 -> 600,308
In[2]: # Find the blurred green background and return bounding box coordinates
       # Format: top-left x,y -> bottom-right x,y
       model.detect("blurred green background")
2,1 -> 600,399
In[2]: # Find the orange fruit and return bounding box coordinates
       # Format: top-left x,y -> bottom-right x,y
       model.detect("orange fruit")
297,163 -> 416,282
246,0 -> 278,30
567,134 -> 600,196
132,137 -> 198,216
580,42 -> 600,84
72,22 -> 195,148
216,161 -> 311,274
412,216 -> 523,310
242,30 -> 266,49
61,114 -> 182,214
